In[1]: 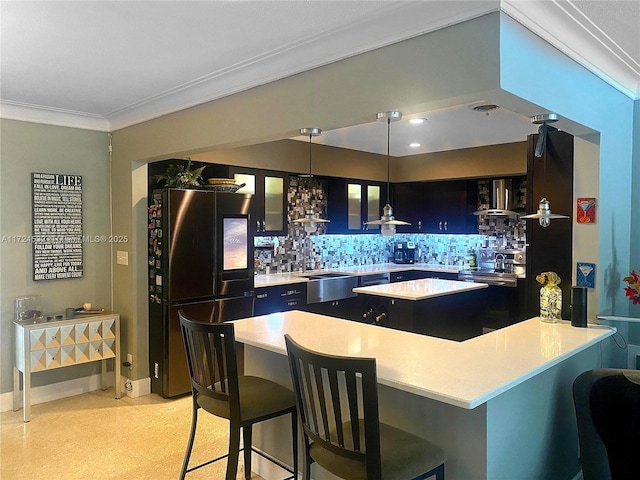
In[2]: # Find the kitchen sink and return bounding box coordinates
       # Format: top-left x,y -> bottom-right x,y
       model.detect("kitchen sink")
304,273 -> 358,304
302,272 -> 350,280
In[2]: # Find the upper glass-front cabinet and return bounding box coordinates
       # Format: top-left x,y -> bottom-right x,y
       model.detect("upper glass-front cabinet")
366,185 -> 381,229
348,183 -> 380,231
347,183 -> 362,230
328,178 -> 383,233
232,169 -> 288,235
264,176 -> 284,232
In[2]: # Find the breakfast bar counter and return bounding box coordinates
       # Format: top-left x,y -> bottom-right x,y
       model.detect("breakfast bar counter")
232,311 -> 615,480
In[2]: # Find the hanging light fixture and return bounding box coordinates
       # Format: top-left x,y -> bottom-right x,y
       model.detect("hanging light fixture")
521,113 -> 569,227
365,111 -> 410,236
293,127 -> 330,234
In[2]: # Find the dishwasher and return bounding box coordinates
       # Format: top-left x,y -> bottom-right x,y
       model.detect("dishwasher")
359,273 -> 390,325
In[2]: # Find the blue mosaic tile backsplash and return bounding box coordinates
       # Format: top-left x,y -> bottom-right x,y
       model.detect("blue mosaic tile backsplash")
255,233 -> 487,274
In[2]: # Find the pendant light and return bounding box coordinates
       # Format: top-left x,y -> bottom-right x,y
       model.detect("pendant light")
365,111 -> 410,236
293,127 -> 330,234
521,113 -> 569,227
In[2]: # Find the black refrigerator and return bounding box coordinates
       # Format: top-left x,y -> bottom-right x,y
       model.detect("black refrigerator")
148,188 -> 255,397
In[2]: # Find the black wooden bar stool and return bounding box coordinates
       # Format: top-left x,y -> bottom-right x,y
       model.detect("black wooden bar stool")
285,334 -> 446,480
179,311 -> 298,480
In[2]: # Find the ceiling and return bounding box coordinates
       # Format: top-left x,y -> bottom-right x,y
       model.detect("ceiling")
291,102 -> 540,156
1,1 -> 639,156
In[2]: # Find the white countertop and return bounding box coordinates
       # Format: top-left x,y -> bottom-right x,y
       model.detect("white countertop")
353,277 -> 488,300
232,311 -> 615,409
254,263 -> 461,287
334,263 -> 460,275
254,273 -> 309,287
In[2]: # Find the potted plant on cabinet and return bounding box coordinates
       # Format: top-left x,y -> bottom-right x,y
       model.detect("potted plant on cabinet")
156,159 -> 206,188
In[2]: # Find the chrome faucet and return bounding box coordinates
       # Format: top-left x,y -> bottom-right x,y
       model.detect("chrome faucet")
302,236 -> 310,273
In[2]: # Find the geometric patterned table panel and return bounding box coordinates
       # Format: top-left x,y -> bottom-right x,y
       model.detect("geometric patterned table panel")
14,313 -> 121,421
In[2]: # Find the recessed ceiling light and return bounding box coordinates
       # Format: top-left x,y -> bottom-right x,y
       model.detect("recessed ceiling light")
409,118 -> 425,124
409,143 -> 421,148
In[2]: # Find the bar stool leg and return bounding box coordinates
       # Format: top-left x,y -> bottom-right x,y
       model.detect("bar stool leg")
227,425 -> 241,480
243,424 -> 252,480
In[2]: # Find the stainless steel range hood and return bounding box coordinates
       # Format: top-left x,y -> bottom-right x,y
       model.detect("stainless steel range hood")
473,179 -> 519,217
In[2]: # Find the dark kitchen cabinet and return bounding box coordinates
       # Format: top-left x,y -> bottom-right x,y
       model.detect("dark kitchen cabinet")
392,182 -> 424,233
304,297 -> 363,321
149,161 -> 288,236
327,178 -> 385,234
390,270 -> 429,282
382,289 -> 486,341
393,180 -> 478,234
228,167 -> 289,236
254,283 -> 306,316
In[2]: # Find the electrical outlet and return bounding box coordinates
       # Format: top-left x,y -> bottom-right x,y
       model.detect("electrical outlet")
154,363 -> 159,379
116,250 -> 128,265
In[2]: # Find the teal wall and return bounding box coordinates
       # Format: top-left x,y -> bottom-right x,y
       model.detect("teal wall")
631,99 -> 640,318
499,14 -> 637,317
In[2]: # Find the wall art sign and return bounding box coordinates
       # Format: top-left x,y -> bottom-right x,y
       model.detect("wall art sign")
576,197 -> 596,223
32,172 -> 83,280
576,262 -> 596,289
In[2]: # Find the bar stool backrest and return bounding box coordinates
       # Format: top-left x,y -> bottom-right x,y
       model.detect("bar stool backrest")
179,313 -> 241,422
285,334 -> 382,478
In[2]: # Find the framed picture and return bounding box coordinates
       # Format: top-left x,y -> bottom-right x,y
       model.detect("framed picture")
577,197 -> 596,223
577,262 -> 596,288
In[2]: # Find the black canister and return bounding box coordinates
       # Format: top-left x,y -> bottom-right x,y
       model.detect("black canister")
571,286 -> 588,327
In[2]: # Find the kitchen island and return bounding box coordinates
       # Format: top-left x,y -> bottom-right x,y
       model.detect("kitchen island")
232,311 -> 615,480
253,263 -> 468,322
353,276 -> 487,301
354,278 -> 489,340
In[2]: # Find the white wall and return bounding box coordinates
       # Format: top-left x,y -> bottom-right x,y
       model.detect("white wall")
573,134 -> 600,321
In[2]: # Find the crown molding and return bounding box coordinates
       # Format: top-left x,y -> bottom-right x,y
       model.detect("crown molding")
2,1 -> 636,132
0,101 -> 110,131
502,0 -> 639,100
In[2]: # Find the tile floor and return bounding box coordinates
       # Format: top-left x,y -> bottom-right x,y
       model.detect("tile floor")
1,389 -> 267,479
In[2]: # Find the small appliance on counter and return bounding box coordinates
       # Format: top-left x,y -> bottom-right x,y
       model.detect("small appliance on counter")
458,248 -> 526,287
393,241 -> 418,264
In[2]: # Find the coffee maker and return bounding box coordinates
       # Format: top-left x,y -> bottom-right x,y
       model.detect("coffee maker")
393,242 -> 418,264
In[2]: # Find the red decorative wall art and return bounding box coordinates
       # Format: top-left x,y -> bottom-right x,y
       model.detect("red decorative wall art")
577,198 -> 596,223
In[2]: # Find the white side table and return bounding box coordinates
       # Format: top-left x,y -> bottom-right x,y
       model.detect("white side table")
13,312 -> 121,422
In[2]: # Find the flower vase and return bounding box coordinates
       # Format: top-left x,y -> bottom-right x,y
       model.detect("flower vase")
540,283 -> 562,323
